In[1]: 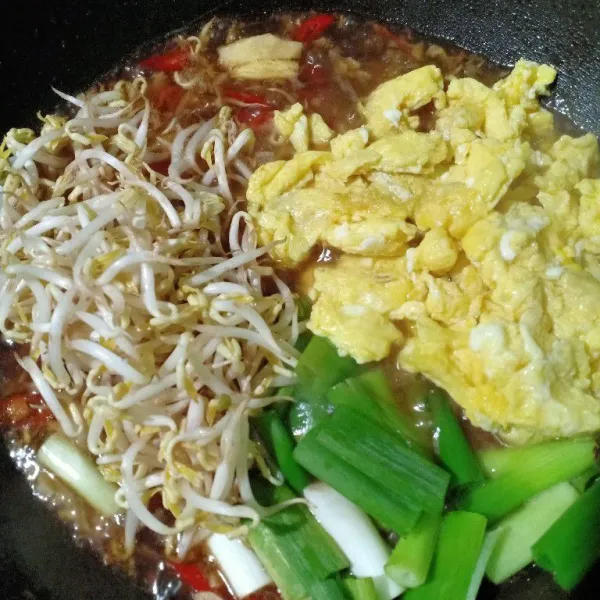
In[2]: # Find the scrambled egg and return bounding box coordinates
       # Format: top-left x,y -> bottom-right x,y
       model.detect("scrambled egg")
246,59 -> 600,443
274,103 -> 334,152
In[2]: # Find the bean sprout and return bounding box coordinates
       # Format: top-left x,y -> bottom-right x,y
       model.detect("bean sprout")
0,78 -> 304,554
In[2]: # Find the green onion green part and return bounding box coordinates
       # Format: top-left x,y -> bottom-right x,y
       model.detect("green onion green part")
485,482 -> 579,584
476,445 -> 514,478
277,385 -> 296,397
477,437 -> 596,479
288,398 -> 332,441
294,407 -> 450,534
37,433 -> 119,516
385,511 -> 441,588
429,391 -> 484,485
296,426 -> 421,535
255,410 -> 310,493
309,577 -> 351,600
343,577 -> 380,600
313,407 -> 450,514
327,369 -> 430,455
294,330 -> 313,353
247,483 -> 350,600
294,335 -> 358,403
403,511 -> 488,600
532,479 -> 600,590
326,378 -> 387,431
458,437 -> 596,521
570,464 -> 600,494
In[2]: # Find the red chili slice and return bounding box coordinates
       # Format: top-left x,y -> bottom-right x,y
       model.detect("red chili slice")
222,87 -> 270,106
293,14 -> 336,44
168,561 -> 211,592
140,47 -> 190,72
236,105 -> 274,129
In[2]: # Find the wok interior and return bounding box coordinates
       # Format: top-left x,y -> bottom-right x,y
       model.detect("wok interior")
0,5 -> 596,600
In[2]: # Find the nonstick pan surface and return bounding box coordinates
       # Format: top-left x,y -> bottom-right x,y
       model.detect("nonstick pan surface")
0,1 -> 598,598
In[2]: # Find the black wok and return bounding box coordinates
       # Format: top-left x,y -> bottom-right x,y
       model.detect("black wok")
0,1 -> 598,598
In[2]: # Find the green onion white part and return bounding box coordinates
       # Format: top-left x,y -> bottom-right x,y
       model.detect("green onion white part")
207,533 -> 272,598
37,434 -> 119,516
303,482 -> 403,600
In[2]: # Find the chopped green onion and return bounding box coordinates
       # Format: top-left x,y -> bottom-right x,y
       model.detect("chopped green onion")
477,437 -> 596,478
247,483 -> 349,600
207,533 -> 272,597
296,431 -> 421,535
250,476 -> 283,506
476,445 -> 515,478
343,577 -> 380,600
350,369 -> 393,401
485,482 -> 579,584
304,482 -> 403,599
294,407 -> 450,534
294,330 -> 313,352
532,479 -> 600,590
255,410 -> 310,493
309,577 -> 351,600
458,437 -> 596,521
465,527 -> 501,600
570,464 -> 600,494
327,378 -> 385,429
429,391 -> 484,485
294,335 -> 358,402
288,397 -> 332,441
385,511 -> 441,588
277,385 -> 296,397
37,434 -> 119,516
313,407 -> 449,515
275,383 -> 295,400
403,511 -> 488,600
327,369 -> 429,455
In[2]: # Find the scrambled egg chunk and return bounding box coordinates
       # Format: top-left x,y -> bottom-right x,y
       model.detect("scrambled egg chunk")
361,65 -> 445,137
310,256 -> 420,361
246,59 -> 600,443
274,103 -> 334,152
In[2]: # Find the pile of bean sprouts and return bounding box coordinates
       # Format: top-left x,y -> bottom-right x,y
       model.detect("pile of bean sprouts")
0,76 -> 302,556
